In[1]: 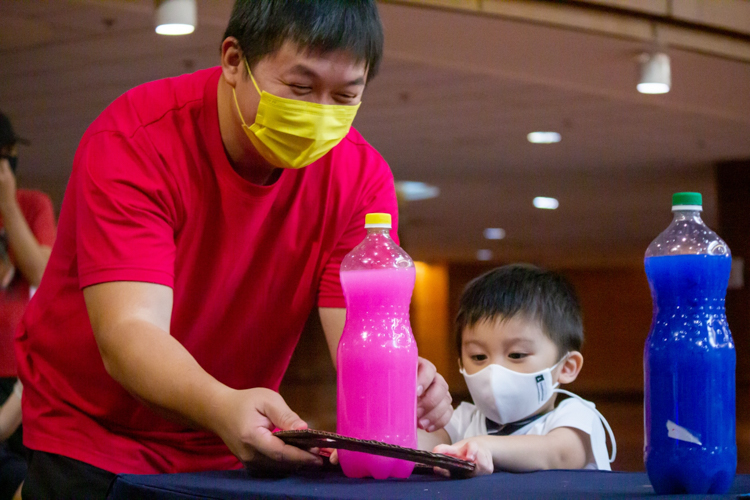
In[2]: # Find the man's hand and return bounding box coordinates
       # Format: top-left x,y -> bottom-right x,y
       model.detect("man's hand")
213,387 -> 323,473
86,282 -> 324,475
416,357 -> 452,432
433,438 -> 493,477
0,158 -> 16,213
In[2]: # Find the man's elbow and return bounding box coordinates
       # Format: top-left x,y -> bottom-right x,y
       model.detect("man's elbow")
91,327 -> 129,384
95,342 -> 120,380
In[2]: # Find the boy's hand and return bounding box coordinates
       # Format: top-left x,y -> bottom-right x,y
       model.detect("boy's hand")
416,357 -> 452,432
433,439 -> 493,477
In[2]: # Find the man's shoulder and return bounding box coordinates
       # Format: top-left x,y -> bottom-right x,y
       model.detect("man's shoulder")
324,127 -> 392,188
336,127 -> 386,165
341,126 -> 371,147
85,67 -> 221,140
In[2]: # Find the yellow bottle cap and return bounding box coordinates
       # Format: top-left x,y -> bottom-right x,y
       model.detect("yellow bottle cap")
365,213 -> 392,228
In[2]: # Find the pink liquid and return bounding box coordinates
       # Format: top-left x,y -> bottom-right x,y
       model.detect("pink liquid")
337,268 -> 418,479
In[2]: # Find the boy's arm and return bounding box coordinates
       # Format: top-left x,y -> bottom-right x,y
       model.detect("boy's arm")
434,426 -> 590,475
418,428 -> 451,451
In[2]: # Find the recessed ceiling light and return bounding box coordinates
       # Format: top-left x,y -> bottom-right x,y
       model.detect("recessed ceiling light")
476,249 -> 493,261
155,23 -> 195,35
533,197 -> 559,210
394,181 -> 440,201
637,82 -> 670,94
484,228 -> 506,240
527,132 -> 561,144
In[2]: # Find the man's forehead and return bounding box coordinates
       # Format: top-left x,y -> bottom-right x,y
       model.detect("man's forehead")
264,41 -> 367,76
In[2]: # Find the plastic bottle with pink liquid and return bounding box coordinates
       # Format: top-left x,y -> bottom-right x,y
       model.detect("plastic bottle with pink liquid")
337,212 -> 418,479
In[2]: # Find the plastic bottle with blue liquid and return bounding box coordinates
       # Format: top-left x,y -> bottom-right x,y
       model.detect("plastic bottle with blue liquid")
644,192 -> 736,495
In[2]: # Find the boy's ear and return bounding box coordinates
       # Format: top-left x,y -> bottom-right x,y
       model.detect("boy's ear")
557,351 -> 583,384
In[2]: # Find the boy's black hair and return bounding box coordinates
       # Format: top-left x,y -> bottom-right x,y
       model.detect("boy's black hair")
223,0 -> 384,81
455,264 -> 583,358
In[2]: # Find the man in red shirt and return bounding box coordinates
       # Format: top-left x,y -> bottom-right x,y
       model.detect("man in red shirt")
17,1 -> 452,498
0,112 -> 56,500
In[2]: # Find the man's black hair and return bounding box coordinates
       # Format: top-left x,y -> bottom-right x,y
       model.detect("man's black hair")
455,264 -> 583,358
223,0 -> 384,81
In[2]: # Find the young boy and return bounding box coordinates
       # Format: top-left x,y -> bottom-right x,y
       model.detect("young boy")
419,264 -> 615,475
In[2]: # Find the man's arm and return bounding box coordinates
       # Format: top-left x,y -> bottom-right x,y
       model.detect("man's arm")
319,307 -> 453,431
0,159 -> 51,287
434,427 -> 590,475
85,281 -> 323,469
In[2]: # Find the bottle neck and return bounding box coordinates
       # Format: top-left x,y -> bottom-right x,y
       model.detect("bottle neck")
672,210 -> 703,224
366,227 -> 392,237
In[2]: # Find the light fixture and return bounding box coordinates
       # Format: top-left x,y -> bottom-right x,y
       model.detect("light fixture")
484,228 -> 506,240
527,132 -> 561,144
533,197 -> 559,210
637,52 -> 670,94
155,0 -> 196,36
476,249 -> 493,261
394,181 -> 440,201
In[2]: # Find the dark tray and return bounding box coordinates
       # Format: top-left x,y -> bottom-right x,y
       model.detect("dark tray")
274,429 -> 475,477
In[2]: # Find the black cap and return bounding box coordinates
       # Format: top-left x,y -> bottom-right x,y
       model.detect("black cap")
0,112 -> 30,149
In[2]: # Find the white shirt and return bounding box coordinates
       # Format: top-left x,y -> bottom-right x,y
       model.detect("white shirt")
444,397 -> 612,470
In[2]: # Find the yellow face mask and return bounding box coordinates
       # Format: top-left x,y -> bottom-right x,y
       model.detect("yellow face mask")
232,60 -> 361,169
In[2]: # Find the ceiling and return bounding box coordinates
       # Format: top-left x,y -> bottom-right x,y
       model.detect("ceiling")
1,0 -> 748,267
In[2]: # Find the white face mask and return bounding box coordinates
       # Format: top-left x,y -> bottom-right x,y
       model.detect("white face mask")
460,356 -> 617,463
461,357 -> 565,425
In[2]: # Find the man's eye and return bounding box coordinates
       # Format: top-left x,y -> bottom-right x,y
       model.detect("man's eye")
508,353 -> 528,360
470,354 -> 487,362
290,85 -> 312,93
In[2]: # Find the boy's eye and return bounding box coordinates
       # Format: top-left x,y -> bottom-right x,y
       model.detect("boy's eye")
470,354 -> 487,362
508,353 -> 528,360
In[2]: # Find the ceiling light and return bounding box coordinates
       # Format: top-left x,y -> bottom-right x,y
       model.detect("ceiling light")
527,132 -> 561,144
155,0 -> 196,36
533,197 -> 559,210
394,181 -> 440,201
484,228 -> 506,240
637,52 -> 670,94
476,249 -> 493,261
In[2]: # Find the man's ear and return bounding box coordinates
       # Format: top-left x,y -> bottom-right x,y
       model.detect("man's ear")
220,37 -> 244,88
557,351 -> 583,384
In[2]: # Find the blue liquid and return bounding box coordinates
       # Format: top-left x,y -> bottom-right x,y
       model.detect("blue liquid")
644,254 -> 736,495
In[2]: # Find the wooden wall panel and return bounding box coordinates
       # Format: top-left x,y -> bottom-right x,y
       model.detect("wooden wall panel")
717,159 -> 750,386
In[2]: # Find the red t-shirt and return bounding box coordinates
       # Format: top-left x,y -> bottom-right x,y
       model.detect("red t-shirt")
0,189 -> 56,377
16,67 -> 399,474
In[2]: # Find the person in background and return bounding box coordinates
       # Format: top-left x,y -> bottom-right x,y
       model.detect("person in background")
0,113 -> 56,500
16,1 -> 451,498
419,264 -> 615,475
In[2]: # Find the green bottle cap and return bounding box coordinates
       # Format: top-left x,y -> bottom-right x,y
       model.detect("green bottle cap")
672,192 -> 702,207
